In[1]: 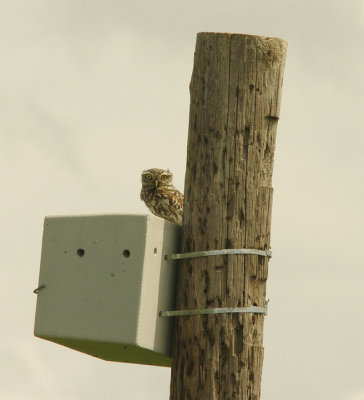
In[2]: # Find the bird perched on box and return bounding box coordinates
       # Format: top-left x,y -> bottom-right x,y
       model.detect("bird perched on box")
140,168 -> 184,226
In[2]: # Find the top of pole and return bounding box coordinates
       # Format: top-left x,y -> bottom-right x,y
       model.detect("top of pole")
196,32 -> 288,67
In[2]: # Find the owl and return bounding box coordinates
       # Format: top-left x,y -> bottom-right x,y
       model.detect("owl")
140,168 -> 184,226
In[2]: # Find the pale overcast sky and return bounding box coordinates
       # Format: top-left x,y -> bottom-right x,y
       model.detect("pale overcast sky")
1,1 -> 363,399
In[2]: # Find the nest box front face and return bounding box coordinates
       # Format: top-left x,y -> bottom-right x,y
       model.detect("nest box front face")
34,214 -> 179,367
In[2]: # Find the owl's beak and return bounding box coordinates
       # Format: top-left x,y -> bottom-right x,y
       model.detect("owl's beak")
155,179 -> 159,188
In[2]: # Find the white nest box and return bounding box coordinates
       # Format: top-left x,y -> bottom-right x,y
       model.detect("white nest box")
34,214 -> 180,367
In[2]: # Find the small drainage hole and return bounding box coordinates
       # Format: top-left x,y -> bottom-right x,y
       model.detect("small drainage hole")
77,249 -> 85,257
123,249 -> 131,258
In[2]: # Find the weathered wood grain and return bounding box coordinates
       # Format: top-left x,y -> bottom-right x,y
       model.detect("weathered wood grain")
170,32 -> 287,400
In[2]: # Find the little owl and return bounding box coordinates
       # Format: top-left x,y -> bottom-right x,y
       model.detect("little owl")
140,168 -> 184,226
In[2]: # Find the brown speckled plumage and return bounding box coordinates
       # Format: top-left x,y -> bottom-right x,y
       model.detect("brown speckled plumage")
140,168 -> 183,226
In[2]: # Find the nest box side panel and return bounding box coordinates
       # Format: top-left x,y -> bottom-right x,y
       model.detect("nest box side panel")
34,214 -> 146,346
137,216 -> 179,358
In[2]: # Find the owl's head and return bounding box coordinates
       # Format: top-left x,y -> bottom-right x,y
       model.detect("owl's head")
141,168 -> 173,189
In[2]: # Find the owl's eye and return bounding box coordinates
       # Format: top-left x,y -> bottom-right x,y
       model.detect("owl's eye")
160,175 -> 168,180
145,174 -> 153,180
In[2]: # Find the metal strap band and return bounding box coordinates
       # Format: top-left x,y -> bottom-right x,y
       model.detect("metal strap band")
160,306 -> 267,317
165,248 -> 272,261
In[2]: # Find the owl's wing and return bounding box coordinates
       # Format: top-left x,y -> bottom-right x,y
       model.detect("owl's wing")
158,188 -> 184,213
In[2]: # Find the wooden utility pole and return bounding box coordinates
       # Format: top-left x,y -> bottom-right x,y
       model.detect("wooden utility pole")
170,33 -> 287,399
